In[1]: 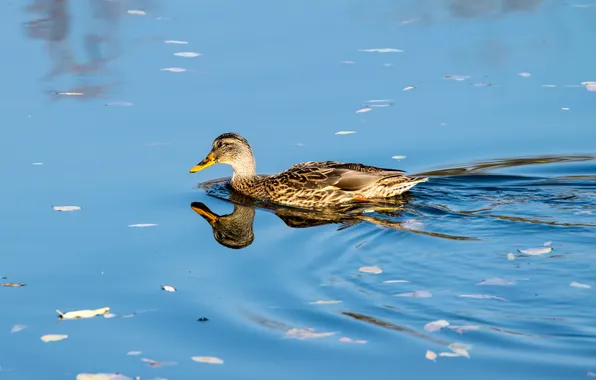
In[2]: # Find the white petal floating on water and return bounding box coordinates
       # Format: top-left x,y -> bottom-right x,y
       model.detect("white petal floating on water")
105,101 -> 133,107
103,313 -> 117,319
41,334 -> 68,343
0,282 -> 26,287
460,294 -> 508,301
359,266 -> 382,274
447,325 -> 480,334
425,350 -> 437,361
518,72 -> 532,77
57,307 -> 110,319
161,285 -> 177,292
127,351 -> 142,356
439,352 -> 461,357
11,324 -> 27,333
160,67 -> 187,72
383,279 -> 410,283
31,162 -> 43,165
335,131 -> 356,135
339,336 -> 367,344
391,155 -> 407,160
448,343 -> 471,358
581,81 -> 596,91
403,86 -> 416,91
395,290 -> 432,298
191,356 -> 224,365
570,282 -> 591,289
444,75 -> 471,81
518,247 -> 552,256
164,40 -> 188,44
309,300 -> 342,305
368,103 -> 392,108
542,84 -> 557,88
127,10 -> 146,15
561,107 -> 570,111
476,277 -> 515,286
128,223 -> 158,228
359,48 -> 404,53
506,253 -> 515,261
424,320 -> 450,332
365,99 -> 394,103
52,205 -> 81,212
174,52 -> 201,58
285,328 -> 336,340
77,374 -> 133,380
356,107 -> 372,113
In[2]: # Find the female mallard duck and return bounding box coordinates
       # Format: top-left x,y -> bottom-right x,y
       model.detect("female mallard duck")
189,133 -> 428,209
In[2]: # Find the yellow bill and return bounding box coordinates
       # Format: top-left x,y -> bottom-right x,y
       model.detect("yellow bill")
190,152 -> 216,173
191,202 -> 219,225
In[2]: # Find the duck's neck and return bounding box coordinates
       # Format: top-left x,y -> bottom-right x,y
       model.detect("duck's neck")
230,156 -> 257,184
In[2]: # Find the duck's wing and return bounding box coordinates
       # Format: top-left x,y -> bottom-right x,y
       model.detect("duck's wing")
288,161 -> 405,174
271,163 -> 405,192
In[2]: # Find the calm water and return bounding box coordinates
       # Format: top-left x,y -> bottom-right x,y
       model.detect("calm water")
1,0 -> 596,379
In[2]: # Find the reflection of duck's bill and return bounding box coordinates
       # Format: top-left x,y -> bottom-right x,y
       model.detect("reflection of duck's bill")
190,202 -> 219,225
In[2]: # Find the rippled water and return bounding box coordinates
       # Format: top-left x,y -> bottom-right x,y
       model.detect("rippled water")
2,0 -> 596,379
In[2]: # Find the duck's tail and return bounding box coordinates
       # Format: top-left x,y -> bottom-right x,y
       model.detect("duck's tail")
373,175 -> 428,197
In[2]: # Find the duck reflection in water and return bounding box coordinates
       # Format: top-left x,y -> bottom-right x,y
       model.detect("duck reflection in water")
191,184 -> 474,250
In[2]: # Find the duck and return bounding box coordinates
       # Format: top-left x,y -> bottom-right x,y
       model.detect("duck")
189,132 -> 428,209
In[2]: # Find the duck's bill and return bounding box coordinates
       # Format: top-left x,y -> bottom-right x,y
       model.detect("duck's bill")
190,153 -> 216,173
190,202 -> 219,225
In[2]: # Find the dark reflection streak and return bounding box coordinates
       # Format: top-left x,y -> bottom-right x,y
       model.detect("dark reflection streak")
342,312 -> 452,346
413,154 -> 596,178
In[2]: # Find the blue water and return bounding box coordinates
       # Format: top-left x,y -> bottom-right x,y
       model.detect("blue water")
1,0 -> 596,379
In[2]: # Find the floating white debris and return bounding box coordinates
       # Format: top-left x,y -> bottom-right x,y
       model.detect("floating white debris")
395,290 -> 432,298
581,81 -> 596,91
518,72 -> 532,77
383,279 -> 409,283
570,282 -> 591,289
174,52 -> 201,58
476,277 -> 515,286
55,92 -> 84,96
403,86 -> 416,91
57,307 -> 110,319
339,336 -> 367,344
191,356 -> 224,365
368,103 -> 392,108
356,107 -> 372,113
359,48 -> 404,53
544,241 -> 552,246
161,285 -> 177,292
447,325 -> 480,334
127,10 -> 146,15
52,205 -> 81,212
425,350 -> 437,361
105,101 -> 133,107
359,266 -> 382,274
335,131 -> 356,135
518,247 -> 552,256
141,357 -> 177,367
561,107 -> 570,111
164,40 -> 188,44
77,374 -> 133,380
309,300 -> 342,305
41,334 -> 68,343
391,155 -> 407,160
103,313 -> 117,319
11,324 -> 27,333
285,328 -> 336,340
127,351 -> 142,356
365,99 -> 393,103
339,60 -> 355,64
506,253 -> 515,261
444,75 -> 470,81
128,223 -> 158,228
31,162 -> 43,165
160,67 -> 187,73
424,320 -> 450,332
447,343 -> 471,358
460,294 -> 508,301
542,84 -> 557,88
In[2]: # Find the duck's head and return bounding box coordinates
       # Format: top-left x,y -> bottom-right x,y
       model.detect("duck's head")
190,133 -> 255,175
